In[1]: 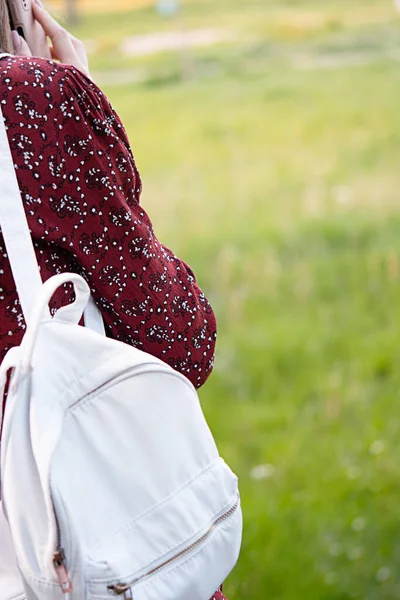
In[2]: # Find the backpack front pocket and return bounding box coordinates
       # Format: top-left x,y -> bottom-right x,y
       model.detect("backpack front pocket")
85,459 -> 242,600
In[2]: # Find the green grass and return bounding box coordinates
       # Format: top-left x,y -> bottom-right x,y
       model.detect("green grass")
70,0 -> 400,597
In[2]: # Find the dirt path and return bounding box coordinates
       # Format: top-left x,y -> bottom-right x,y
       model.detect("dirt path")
50,0 -> 153,15
120,28 -> 234,57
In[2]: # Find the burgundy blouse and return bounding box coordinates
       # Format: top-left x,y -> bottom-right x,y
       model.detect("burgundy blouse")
0,55 -> 225,600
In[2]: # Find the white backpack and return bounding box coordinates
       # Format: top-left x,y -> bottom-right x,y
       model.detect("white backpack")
0,106 -> 242,600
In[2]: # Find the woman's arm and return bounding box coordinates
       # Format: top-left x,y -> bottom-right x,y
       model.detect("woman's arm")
4,56 -> 216,387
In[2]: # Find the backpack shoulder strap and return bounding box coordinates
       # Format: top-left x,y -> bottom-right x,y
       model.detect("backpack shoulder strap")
0,105 -> 105,334
0,105 -> 43,324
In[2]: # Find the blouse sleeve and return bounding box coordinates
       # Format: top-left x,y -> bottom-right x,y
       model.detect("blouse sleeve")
14,61 -> 216,389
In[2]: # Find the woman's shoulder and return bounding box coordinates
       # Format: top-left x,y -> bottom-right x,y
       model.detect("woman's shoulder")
0,55 -> 105,111
1,55 -> 71,89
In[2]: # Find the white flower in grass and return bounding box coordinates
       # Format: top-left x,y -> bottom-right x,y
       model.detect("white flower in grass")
346,465 -> 360,480
351,517 -> 365,532
250,464 -> 276,480
369,440 -> 385,456
347,546 -> 363,560
376,567 -> 391,582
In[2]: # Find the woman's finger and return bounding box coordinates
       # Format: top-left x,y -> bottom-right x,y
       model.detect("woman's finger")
31,2 -> 68,41
70,36 -> 89,70
32,4 -> 75,61
11,31 -> 32,57
32,3 -> 90,76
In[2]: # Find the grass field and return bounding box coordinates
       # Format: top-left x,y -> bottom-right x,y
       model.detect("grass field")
69,1 -> 400,598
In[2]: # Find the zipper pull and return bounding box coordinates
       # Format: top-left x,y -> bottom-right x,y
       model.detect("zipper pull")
108,583 -> 133,598
53,548 -> 73,594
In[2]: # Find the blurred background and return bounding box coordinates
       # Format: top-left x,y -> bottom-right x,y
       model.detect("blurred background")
50,0 -> 400,598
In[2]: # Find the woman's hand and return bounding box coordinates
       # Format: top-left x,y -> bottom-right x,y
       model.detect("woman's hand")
32,2 -> 90,76
12,1 -> 90,78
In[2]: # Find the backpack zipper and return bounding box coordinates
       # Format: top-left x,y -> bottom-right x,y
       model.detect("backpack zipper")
107,494 -> 240,596
68,362 -> 171,412
53,547 -> 73,593
52,495 -> 73,593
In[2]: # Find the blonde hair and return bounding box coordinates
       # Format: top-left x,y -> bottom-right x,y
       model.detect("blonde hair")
0,0 -> 13,53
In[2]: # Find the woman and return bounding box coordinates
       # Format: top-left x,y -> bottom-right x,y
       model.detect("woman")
0,1 -> 226,599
